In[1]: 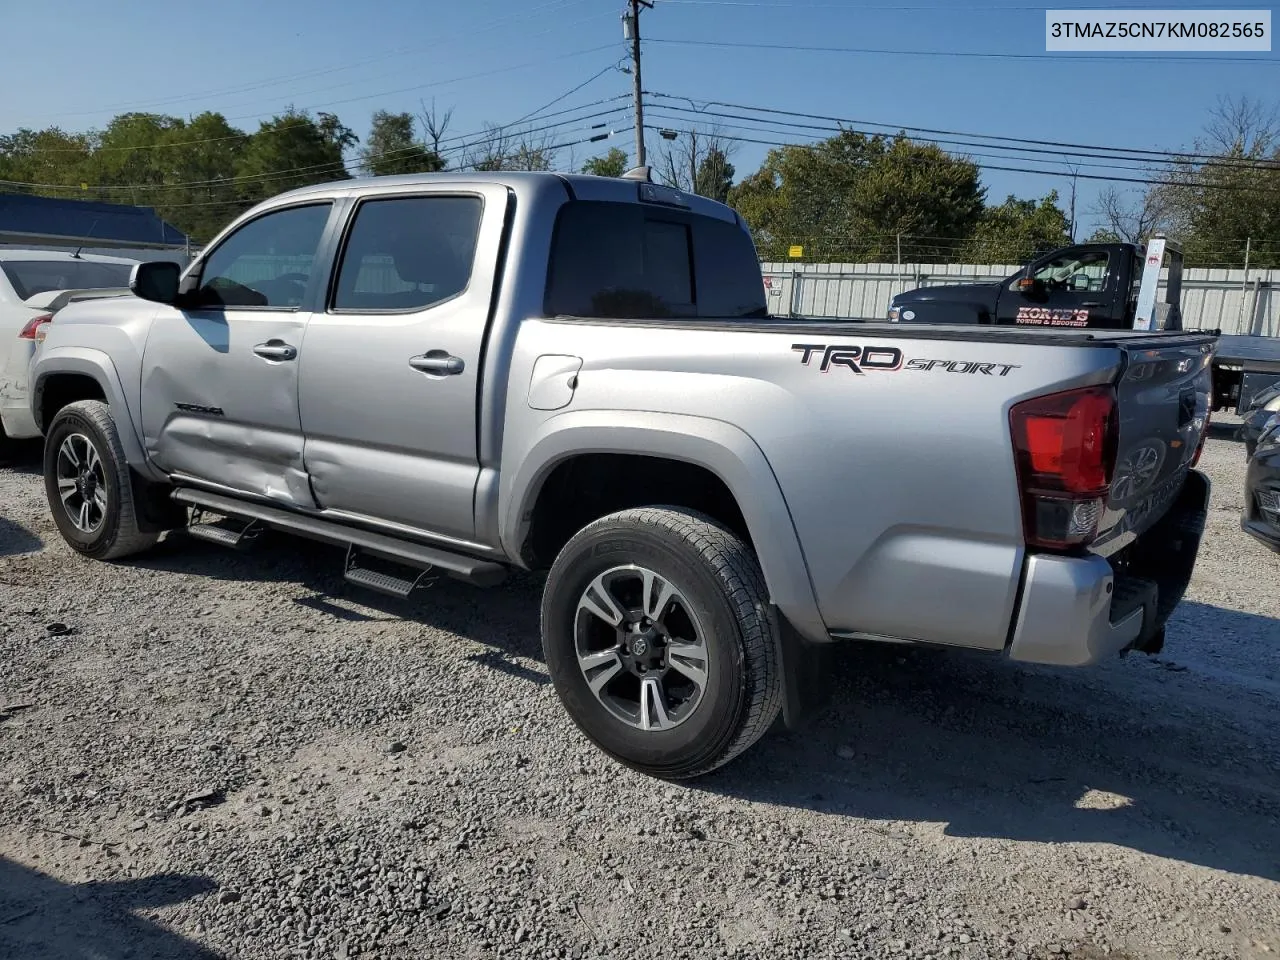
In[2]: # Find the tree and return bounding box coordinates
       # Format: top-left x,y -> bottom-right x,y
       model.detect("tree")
1089,185 -> 1176,245
656,127 -> 736,199
728,130 -> 985,262
694,146 -> 734,203
582,147 -> 629,178
960,191 -> 1071,264
1162,95 -> 1280,268
419,99 -> 455,164
361,110 -> 443,177
463,123 -> 557,172
235,108 -> 356,204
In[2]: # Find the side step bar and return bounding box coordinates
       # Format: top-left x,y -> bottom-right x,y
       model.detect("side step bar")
171,488 -> 508,588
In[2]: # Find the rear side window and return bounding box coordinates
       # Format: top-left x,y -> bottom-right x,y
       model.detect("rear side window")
332,195 -> 483,312
544,200 -> 767,320
0,260 -> 134,301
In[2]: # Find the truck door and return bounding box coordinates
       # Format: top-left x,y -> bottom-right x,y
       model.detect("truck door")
140,201 -> 335,506
296,185 -> 509,544
995,246 -> 1116,328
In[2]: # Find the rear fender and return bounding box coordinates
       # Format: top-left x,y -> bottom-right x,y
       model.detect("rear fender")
500,409 -> 828,645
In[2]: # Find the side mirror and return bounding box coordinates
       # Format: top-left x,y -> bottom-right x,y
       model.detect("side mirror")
130,261 -> 182,304
1016,276 -> 1041,293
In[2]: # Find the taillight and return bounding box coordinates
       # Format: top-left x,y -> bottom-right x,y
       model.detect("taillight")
18,313 -> 53,341
1010,385 -> 1119,551
1190,410 -> 1211,467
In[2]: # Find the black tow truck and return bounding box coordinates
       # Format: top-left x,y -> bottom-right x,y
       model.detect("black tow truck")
887,237 -> 1280,414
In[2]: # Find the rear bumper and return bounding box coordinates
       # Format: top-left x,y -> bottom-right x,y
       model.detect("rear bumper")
1242,454 -> 1280,553
0,340 -> 39,439
1008,470 -> 1210,666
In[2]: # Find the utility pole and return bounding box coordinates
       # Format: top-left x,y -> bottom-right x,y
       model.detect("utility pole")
623,0 -> 653,168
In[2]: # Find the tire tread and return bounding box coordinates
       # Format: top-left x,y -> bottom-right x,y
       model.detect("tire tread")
48,400 -> 159,561
546,505 -> 782,779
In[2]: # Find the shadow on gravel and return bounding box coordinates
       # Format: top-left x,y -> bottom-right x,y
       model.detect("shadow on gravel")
694,614 -> 1280,884
0,438 -> 44,475
0,857 -> 221,959
1208,420 -> 1247,443
132,530 -> 550,671
0,517 -> 42,557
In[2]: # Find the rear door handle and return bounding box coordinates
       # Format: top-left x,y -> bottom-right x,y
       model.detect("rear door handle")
409,351 -> 465,376
1082,301 -> 1104,307
253,340 -> 297,361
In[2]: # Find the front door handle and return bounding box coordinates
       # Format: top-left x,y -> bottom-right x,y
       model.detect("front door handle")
409,351 -> 465,376
1082,301 -> 1104,307
253,340 -> 297,361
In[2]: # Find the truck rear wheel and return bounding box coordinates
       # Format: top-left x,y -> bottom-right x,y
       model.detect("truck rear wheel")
43,400 -> 159,561
540,507 -> 782,779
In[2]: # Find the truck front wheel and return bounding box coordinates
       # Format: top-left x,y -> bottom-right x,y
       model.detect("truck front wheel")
540,507 -> 782,779
42,400 -> 159,561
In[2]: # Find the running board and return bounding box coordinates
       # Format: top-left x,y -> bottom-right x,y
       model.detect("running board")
170,488 -> 508,588
187,509 -> 261,550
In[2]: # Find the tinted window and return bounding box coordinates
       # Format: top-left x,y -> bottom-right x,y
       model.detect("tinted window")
545,200 -> 767,320
333,195 -> 483,312
196,203 -> 331,308
1,260 -> 134,301
1029,249 -> 1110,293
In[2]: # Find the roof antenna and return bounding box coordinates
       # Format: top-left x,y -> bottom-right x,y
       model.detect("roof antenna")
72,217 -> 100,259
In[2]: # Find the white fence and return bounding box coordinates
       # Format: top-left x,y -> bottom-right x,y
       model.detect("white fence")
760,262 -> 1280,337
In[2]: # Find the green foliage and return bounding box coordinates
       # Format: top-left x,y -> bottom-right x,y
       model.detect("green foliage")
694,147 -> 734,203
728,131 -> 985,261
960,191 -> 1071,264
581,147 -> 629,178
235,108 -> 355,204
361,111 -> 443,177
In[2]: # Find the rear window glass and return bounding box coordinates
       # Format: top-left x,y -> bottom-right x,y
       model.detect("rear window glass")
1,260 -> 134,301
544,200 -> 767,320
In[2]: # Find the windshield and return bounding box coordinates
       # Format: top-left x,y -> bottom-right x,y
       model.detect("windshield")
0,260 -> 135,301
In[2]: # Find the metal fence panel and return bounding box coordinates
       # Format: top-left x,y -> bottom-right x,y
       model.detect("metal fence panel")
761,262 -> 1280,336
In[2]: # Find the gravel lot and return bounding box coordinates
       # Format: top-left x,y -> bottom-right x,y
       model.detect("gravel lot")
2,425 -> 1278,960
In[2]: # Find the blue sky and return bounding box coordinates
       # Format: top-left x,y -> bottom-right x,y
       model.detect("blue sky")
4,0 -> 1278,237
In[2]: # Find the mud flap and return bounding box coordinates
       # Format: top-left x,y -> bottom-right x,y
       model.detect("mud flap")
772,609 -> 835,732
1117,470 -> 1210,654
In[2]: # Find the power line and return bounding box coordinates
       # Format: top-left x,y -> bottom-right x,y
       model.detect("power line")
646,92 -> 1280,168
150,129 -> 623,213
0,107 -> 631,195
11,56 -> 626,159
29,0 -> 604,121
642,123 -> 1268,191
645,36 -> 1280,66
644,104 -> 1280,176
505,63 -> 627,129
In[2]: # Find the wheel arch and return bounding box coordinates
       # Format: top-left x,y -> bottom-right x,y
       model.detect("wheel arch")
32,348 -> 158,479
501,410 -> 828,644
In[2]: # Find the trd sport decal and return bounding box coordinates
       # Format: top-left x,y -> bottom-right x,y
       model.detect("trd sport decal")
793,344 -> 1020,377
1014,306 -> 1090,327
792,343 -> 904,374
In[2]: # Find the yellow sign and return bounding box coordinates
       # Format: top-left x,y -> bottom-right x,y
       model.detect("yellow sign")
788,245 -> 804,258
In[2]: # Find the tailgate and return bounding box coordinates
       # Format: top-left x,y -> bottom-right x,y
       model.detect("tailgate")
1093,335 -> 1216,553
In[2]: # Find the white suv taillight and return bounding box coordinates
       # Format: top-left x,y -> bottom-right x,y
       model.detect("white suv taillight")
18,313 -> 54,342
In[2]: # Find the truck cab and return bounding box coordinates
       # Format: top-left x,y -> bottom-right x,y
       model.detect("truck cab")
890,241 -> 1167,331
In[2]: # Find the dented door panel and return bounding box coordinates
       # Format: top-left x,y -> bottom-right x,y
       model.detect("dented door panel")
140,308 -> 314,506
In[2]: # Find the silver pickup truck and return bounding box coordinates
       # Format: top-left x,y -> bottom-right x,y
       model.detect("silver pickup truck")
28,170 -> 1215,779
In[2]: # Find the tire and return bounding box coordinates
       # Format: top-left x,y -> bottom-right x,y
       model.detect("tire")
42,400 -> 160,561
541,506 -> 782,780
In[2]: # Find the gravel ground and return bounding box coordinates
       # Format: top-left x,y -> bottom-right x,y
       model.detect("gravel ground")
2,424 -> 1278,960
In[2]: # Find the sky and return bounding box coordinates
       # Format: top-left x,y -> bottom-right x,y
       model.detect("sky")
4,0 -> 1278,238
